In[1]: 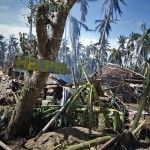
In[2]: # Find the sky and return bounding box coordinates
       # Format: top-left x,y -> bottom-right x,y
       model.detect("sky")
0,0 -> 150,48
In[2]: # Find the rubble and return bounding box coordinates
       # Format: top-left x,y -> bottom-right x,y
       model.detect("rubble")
0,70 -> 24,105
0,64 -> 150,150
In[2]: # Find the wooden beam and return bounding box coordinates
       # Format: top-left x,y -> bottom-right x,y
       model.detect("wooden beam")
99,136 -> 119,150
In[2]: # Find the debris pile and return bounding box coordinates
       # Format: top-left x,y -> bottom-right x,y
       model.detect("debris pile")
100,65 -> 145,104
0,64 -> 150,150
0,72 -> 23,105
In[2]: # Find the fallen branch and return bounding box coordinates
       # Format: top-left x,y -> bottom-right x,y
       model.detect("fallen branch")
10,89 -> 19,104
0,141 -> 12,150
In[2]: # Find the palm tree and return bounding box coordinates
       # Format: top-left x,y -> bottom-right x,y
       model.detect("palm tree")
95,14 -> 114,70
117,35 -> 128,67
94,0 -> 126,72
99,0 -> 127,48
6,35 -> 20,67
117,35 -> 127,51
69,15 -> 92,77
95,14 -> 117,43
81,43 -> 97,73
69,15 -> 81,77
69,0 -> 96,78
108,48 -> 122,66
133,22 -> 150,71
102,0 -> 127,18
123,32 -> 141,68
77,0 -> 97,22
0,35 -> 7,68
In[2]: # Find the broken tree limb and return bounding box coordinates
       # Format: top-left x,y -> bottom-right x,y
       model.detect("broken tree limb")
66,135 -> 118,150
124,83 -> 139,102
99,136 -> 119,150
34,97 -> 72,141
98,96 -> 110,101
132,120 -> 146,135
0,141 -> 12,150
10,89 -> 19,104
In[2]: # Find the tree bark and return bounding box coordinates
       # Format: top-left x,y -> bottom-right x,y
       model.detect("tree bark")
7,0 -> 77,138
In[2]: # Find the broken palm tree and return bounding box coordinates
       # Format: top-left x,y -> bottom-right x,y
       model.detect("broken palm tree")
131,63 -> 150,131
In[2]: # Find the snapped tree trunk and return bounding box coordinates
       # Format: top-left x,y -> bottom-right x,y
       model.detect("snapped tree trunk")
131,64 -> 150,131
7,0 -> 77,138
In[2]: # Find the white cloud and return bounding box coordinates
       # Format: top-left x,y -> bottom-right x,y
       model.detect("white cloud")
109,38 -> 119,49
0,24 -> 29,39
17,7 -> 31,25
81,37 -> 119,48
81,38 -> 98,46
0,6 -> 36,39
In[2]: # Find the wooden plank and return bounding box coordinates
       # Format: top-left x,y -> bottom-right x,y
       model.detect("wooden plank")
99,136 -> 119,150
14,56 -> 67,74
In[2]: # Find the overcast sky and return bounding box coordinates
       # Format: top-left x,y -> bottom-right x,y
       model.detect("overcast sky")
0,0 -> 150,48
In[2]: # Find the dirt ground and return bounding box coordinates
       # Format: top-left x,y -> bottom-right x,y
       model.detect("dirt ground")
3,126 -> 149,150
5,127 -> 101,150
1,103 -> 149,150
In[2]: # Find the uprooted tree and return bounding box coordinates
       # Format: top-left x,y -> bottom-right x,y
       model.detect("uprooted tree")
7,0 -> 77,138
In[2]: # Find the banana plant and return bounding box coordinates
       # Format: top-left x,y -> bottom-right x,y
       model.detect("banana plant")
66,61 -> 112,131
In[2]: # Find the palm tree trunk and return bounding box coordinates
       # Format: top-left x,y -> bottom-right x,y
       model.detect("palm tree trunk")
7,0 -> 77,138
131,64 -> 150,131
97,1 -> 112,73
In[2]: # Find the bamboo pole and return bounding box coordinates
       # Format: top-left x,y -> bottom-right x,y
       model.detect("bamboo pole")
66,135 -> 117,150
0,141 -> 12,150
34,97 -> 72,141
132,120 -> 146,135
